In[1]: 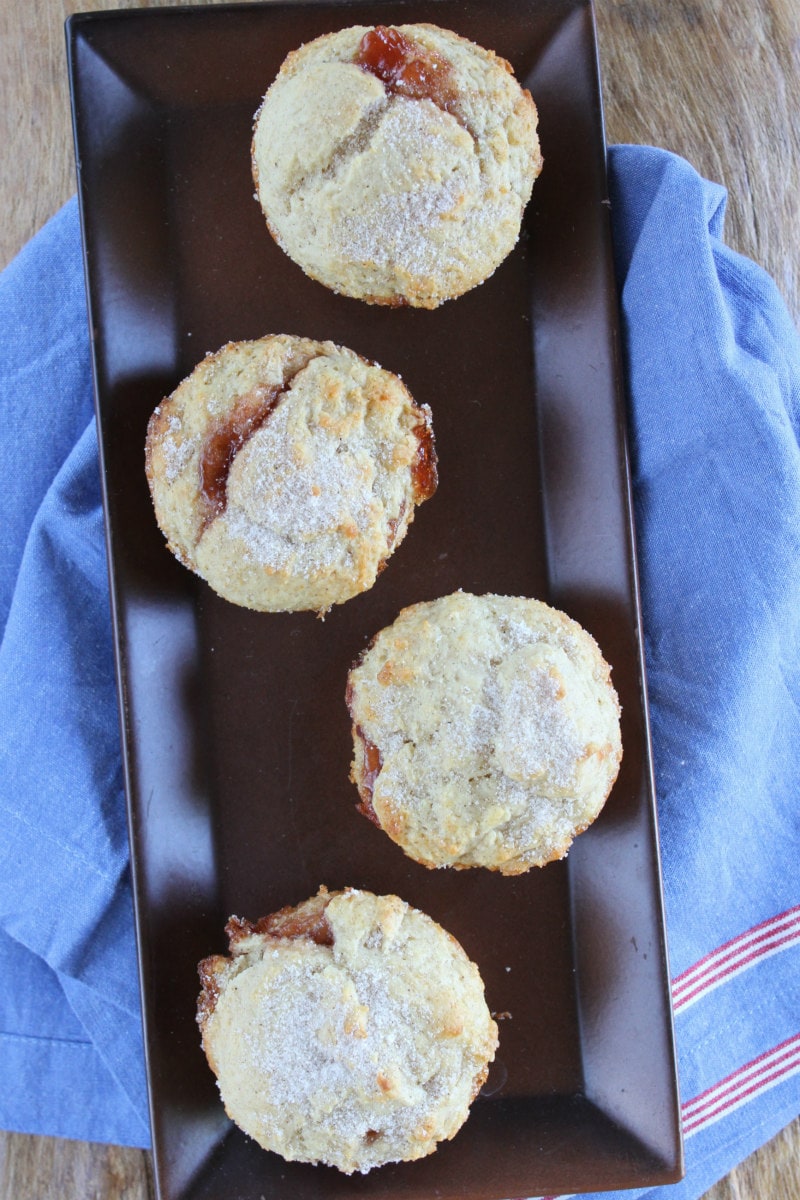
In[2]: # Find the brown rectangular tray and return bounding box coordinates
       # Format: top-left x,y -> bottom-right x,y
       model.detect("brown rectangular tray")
67,2 -> 683,1197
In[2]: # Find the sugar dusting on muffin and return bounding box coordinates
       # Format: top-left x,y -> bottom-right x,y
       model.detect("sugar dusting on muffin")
145,335 -> 436,612
197,888 -> 498,1174
347,593 -> 622,873
252,23 -> 543,307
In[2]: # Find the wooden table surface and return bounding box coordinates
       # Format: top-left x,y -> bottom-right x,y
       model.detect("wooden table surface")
0,1 -> 798,1197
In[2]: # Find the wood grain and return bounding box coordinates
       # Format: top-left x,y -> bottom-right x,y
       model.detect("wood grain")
597,0 -> 800,324
1,1 -> 798,1198
0,1133 -> 153,1200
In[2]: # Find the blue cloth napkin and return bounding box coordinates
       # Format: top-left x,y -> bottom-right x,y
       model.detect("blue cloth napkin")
1,145 -> 798,1199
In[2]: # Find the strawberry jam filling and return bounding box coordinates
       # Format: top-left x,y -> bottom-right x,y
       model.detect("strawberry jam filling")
355,25 -> 457,112
355,727 -> 383,827
199,384 -> 282,526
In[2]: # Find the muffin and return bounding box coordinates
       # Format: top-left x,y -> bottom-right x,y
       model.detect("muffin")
197,887 -> 498,1174
145,335 -> 436,612
347,593 -> 622,874
252,23 -> 543,307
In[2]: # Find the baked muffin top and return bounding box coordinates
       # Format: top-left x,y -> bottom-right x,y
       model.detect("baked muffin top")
197,887 -> 498,1174
252,23 -> 542,307
145,334 -> 436,612
347,592 -> 622,873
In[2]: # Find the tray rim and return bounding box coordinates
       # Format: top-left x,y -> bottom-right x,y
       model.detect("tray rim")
66,2 -> 684,1196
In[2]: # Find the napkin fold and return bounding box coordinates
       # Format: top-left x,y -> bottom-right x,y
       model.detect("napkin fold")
0,202 -> 149,1146
1,145 -> 798,1198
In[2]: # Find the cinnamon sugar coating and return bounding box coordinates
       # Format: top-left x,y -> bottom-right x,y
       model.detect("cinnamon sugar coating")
347,593 -> 622,873
252,23 -> 543,307
145,335 -> 435,612
197,888 -> 498,1174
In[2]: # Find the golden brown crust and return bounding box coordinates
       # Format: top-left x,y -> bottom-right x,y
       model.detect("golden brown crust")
199,889 -> 337,1034
196,888 -> 497,1174
230,891 -> 335,948
145,335 -> 436,612
347,593 -> 622,874
196,955 -> 227,1044
251,23 -> 542,307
